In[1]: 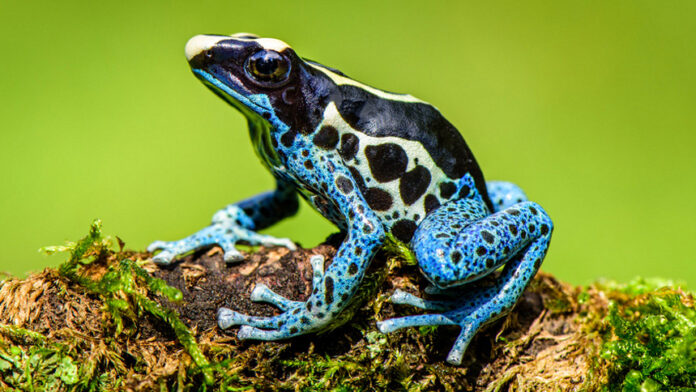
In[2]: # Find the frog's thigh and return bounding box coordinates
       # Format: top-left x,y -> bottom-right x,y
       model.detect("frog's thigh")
399,199 -> 553,364
411,198 -> 551,290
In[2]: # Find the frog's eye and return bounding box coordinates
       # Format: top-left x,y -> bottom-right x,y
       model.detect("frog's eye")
245,50 -> 291,86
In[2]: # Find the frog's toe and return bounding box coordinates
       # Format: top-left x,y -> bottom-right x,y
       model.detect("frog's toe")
220,245 -> 244,263
389,290 -> 453,311
250,283 -> 301,311
237,325 -> 289,340
389,289 -> 413,304
217,307 -> 279,330
148,241 -> 179,265
309,254 -> 325,287
256,235 -> 297,250
147,240 -> 167,253
217,307 -> 246,329
377,314 -> 456,334
148,233 -> 209,264
151,249 -> 177,265
446,324 -> 478,365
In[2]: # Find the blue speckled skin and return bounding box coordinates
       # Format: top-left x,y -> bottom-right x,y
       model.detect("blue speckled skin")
149,34 -> 553,365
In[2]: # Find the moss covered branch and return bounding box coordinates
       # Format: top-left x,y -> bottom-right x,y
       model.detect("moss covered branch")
0,221 -> 694,391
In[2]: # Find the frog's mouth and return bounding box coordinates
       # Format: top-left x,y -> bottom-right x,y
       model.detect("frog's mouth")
192,69 -> 275,123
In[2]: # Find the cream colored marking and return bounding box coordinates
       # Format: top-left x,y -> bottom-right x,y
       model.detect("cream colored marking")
185,35 -> 226,61
231,32 -> 260,39
255,38 -> 291,52
319,102 -> 449,225
307,63 -> 424,103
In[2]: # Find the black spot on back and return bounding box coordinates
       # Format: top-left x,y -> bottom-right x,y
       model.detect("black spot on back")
339,133 -> 359,161
424,194 -> 440,214
391,219 -> 417,243
365,188 -> 393,211
313,125 -> 339,149
399,165 -> 431,205
335,84 -> 492,209
364,143 -> 408,183
348,262 -> 358,275
439,182 -> 456,199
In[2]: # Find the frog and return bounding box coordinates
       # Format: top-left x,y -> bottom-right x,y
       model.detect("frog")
148,33 -> 554,365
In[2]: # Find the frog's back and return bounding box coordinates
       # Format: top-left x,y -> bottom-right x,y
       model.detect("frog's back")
307,66 -> 493,240
337,85 -> 480,181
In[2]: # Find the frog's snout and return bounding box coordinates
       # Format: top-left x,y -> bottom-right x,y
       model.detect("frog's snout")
185,35 -> 225,61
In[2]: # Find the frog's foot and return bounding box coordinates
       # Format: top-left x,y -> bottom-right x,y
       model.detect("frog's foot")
217,254 -> 328,332
217,299 -> 326,340
148,225 -> 295,265
379,256 -> 534,365
247,254 -> 324,310
379,198 -> 553,365
218,278 -> 308,330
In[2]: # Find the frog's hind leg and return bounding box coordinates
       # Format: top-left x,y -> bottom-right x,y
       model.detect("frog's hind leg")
377,198 -> 552,365
486,180 -> 528,211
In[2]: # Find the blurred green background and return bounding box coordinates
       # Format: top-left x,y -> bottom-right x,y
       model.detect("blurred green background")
1,0 -> 694,285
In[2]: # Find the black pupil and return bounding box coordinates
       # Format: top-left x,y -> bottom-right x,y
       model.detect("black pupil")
255,53 -> 279,75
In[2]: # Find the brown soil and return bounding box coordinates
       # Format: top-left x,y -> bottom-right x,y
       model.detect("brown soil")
0,239 -> 605,391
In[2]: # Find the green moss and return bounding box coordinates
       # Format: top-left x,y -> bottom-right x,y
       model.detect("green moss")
42,220 -> 213,387
598,280 -> 696,391
383,233 -> 417,266
5,222 -> 696,390
0,325 -> 93,391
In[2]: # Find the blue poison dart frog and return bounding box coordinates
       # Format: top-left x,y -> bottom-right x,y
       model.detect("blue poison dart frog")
149,33 -> 553,365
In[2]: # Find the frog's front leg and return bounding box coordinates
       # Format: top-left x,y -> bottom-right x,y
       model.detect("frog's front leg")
377,197 -> 553,365
148,178 -> 299,264
217,162 -> 386,339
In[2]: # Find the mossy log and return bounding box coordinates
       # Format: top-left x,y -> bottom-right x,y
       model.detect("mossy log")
0,222 -> 694,391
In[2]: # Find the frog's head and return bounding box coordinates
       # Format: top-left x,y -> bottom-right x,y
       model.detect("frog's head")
185,33 -> 336,134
